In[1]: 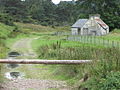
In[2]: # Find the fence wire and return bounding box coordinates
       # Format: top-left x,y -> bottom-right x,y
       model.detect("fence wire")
67,36 -> 120,49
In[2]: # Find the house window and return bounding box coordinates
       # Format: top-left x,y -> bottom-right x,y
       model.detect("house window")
83,28 -> 89,35
78,28 -> 81,35
92,31 -> 97,36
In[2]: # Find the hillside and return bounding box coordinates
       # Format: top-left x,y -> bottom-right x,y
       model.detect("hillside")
0,23 -> 15,58
0,22 -> 120,89
0,23 -> 14,38
0,0 -> 120,89
0,23 -> 15,82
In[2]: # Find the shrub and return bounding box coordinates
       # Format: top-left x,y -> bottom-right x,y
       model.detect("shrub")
83,72 -> 120,90
0,13 -> 14,26
37,42 -> 120,89
0,40 -> 8,58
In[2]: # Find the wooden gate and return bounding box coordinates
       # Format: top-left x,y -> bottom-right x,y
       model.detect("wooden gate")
0,59 -> 92,65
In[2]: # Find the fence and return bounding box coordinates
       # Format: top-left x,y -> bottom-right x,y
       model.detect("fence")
67,36 -> 120,48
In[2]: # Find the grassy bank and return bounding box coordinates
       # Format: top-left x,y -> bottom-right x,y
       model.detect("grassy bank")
0,23 -> 28,81
10,23 -> 120,89
1,22 -> 120,89
30,26 -> 120,89
15,22 -> 70,34
98,29 -> 120,41
0,23 -> 15,81
0,23 -> 72,81
35,42 -> 120,89
0,23 -> 15,58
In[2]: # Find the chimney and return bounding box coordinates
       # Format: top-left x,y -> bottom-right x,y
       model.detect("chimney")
89,14 -> 100,20
72,0 -> 75,4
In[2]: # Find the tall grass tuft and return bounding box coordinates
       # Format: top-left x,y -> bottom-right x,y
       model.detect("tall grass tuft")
37,41 -> 120,89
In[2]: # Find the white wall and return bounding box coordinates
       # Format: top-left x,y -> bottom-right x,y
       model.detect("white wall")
99,25 -> 109,35
71,28 -> 78,35
71,17 -> 109,36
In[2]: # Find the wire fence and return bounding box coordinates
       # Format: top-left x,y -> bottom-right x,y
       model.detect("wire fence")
67,36 -> 120,49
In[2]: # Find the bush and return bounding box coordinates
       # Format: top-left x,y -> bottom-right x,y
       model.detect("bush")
83,72 -> 120,90
0,40 -> 8,58
37,42 -> 120,89
0,13 -> 14,26
76,48 -> 120,90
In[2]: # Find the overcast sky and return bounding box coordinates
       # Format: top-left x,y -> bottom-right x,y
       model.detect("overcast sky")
52,0 -> 75,4
21,0 -> 75,4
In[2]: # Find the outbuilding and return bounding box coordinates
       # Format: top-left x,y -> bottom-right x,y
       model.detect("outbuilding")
71,14 -> 109,36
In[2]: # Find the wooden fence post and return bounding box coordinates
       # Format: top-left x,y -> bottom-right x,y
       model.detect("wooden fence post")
108,40 -> 109,48
117,42 -> 119,49
103,38 -> 104,46
112,41 -> 114,48
94,36 -> 95,45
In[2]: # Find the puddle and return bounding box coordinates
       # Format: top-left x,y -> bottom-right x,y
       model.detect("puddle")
7,64 -> 19,69
8,51 -> 21,57
4,51 -> 26,80
5,72 -> 24,80
6,51 -> 22,69
5,51 -> 25,80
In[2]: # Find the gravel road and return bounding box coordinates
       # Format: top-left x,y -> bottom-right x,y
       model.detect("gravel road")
0,79 -> 69,90
0,37 -> 70,90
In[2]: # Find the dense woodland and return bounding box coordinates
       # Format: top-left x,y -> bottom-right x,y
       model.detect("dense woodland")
0,0 -> 120,30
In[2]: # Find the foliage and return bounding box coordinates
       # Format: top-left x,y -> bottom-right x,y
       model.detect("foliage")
0,23 -> 21,59
0,23 -> 16,58
0,13 -> 14,26
82,72 -> 120,90
37,41 -> 120,89
0,40 -> 7,58
0,23 -> 14,39
0,0 -> 28,22
0,0 -> 120,30
77,0 -> 120,30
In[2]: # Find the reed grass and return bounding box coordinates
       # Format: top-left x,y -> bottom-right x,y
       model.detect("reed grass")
37,41 -> 120,89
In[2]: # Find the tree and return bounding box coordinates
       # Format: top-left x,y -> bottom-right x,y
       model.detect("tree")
76,0 -> 120,30
0,0 -> 28,22
55,1 -> 76,25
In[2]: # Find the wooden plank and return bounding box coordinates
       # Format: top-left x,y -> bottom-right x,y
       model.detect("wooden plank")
0,59 -> 92,65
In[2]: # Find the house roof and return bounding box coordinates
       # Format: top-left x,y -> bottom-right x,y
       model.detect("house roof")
95,18 -> 108,30
72,19 -> 88,28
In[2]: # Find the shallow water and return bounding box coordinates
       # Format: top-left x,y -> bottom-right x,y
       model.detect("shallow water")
7,64 -> 19,69
5,72 -> 24,80
5,52 -> 24,80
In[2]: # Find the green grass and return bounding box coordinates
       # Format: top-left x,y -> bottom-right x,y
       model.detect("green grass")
5,34 -> 29,47
1,22 -> 120,89
31,28 -> 120,89
15,22 -> 70,34
0,23 -> 71,81
0,23 -> 14,38
0,23 -> 15,81
67,29 -> 120,49
97,29 -> 120,41
32,35 -> 105,53
0,23 -> 15,58
35,43 -> 120,89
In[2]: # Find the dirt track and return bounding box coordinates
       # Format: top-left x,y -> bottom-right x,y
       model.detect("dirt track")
0,79 -> 68,90
11,37 -> 38,58
1,37 -> 70,90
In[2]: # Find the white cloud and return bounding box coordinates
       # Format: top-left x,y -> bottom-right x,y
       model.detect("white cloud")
52,0 -> 76,4
21,0 -> 25,1
52,0 -> 60,4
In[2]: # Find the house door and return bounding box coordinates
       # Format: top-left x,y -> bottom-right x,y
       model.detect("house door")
78,28 -> 81,35
92,31 -> 97,36
83,28 -> 89,35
